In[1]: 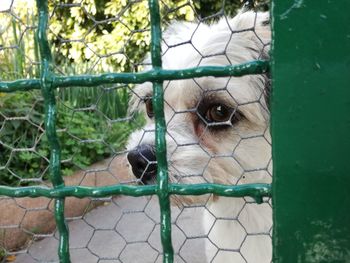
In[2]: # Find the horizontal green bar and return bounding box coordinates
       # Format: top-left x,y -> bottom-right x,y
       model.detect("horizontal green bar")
0,61 -> 269,93
0,79 -> 41,92
170,183 -> 271,204
0,184 -> 157,198
0,183 -> 271,201
54,61 -> 269,87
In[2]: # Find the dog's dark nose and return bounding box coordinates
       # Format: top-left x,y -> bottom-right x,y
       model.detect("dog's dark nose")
127,145 -> 157,184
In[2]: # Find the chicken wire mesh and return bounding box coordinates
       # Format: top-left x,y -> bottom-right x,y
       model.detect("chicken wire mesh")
0,0 -> 271,262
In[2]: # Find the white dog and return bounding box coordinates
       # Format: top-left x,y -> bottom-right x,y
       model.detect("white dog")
126,9 -> 272,263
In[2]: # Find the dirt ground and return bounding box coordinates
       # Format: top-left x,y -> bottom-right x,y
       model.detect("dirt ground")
0,155 -> 131,252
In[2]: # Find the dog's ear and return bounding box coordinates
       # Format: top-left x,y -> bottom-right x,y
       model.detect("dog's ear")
230,10 -> 271,58
162,21 -> 198,46
228,10 -> 271,108
253,12 -> 270,51
235,10 -> 270,42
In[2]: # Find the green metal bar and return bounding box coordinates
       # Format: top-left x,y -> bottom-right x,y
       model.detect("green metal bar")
0,61 -> 269,92
0,79 -> 41,92
154,81 -> 174,263
148,0 -> 173,262
149,1 -> 162,69
0,183 -> 270,200
272,0 -> 350,261
36,0 -> 70,262
170,183 -> 271,204
0,184 -> 157,198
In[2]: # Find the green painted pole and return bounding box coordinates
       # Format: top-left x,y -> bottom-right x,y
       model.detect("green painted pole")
35,0 -> 70,262
148,0 -> 174,262
272,0 -> 350,261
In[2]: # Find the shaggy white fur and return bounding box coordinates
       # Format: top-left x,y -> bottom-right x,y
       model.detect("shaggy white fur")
127,9 -> 272,263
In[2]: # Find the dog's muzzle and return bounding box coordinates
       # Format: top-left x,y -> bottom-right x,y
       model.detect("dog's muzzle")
127,144 -> 157,184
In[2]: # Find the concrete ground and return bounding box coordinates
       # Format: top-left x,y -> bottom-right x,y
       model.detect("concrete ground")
13,195 -> 211,263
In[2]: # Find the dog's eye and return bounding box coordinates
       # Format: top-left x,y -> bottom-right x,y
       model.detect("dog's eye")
205,104 -> 232,123
144,98 -> 154,118
198,102 -> 243,127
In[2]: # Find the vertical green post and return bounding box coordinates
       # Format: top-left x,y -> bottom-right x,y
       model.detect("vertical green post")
272,0 -> 350,262
36,0 -> 70,262
148,0 -> 174,262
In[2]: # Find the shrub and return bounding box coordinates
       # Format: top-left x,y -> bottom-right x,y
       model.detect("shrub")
0,90 -> 144,186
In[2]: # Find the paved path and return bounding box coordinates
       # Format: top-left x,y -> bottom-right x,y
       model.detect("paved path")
14,196 -> 210,263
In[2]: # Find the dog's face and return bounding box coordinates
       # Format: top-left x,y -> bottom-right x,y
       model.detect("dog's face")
126,11 -> 272,196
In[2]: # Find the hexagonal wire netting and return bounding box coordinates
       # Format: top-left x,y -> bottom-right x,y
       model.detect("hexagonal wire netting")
0,0 -> 271,262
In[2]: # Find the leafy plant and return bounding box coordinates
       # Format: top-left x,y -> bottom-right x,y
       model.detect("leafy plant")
0,91 -> 144,186
49,0 -> 195,74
